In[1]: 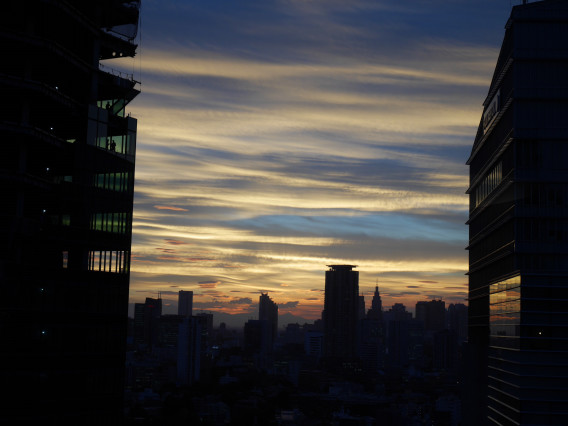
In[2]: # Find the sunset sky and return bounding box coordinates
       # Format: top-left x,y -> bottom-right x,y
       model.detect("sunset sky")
119,0 -> 519,322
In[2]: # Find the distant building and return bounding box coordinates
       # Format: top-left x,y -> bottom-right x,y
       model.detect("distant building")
305,330 -> 324,359
367,284 -> 384,321
446,303 -> 467,345
259,292 -> 278,346
244,319 -> 269,356
383,303 -> 412,329
322,265 -> 359,361
415,299 -> 445,334
177,317 -> 202,386
466,1 -> 568,424
386,316 -> 424,372
358,294 -> 366,320
178,290 -> 193,317
134,297 -> 162,349
360,284 -> 386,373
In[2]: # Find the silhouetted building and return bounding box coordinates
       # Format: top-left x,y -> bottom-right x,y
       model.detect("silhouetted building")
134,302 -> 146,346
322,265 -> 359,361
244,319 -> 269,356
178,290 -> 193,317
177,316 -> 201,386
0,1 -> 140,423
446,303 -> 468,345
383,303 -> 412,330
305,330 -> 324,359
415,299 -> 445,334
259,292 -> 278,347
358,294 -> 366,320
433,329 -> 458,373
134,297 -> 162,349
367,284 -> 384,321
466,1 -> 568,424
386,317 -> 424,373
360,285 -> 386,373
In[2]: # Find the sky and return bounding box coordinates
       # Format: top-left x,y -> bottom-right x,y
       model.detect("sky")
116,0 -> 523,324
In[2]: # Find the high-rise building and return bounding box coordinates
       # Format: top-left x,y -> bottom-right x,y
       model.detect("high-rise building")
360,284 -> 386,373
446,303 -> 468,345
466,1 -> 568,424
367,284 -> 384,321
133,297 -> 162,349
358,294 -> 366,320
177,316 -> 202,386
415,299 -> 446,334
259,292 -> 278,346
322,265 -> 359,361
178,290 -> 193,317
0,1 -> 140,423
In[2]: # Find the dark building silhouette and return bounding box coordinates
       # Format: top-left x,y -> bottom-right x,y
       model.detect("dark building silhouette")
446,303 -> 468,345
322,265 -> 359,361
359,285 -> 386,373
178,290 -> 193,317
134,297 -> 162,349
177,316 -> 202,386
244,319 -> 269,356
383,302 -> 412,325
358,294 -> 366,320
0,1 -> 140,423
386,316 -> 424,373
466,1 -> 568,424
259,292 -> 278,347
415,299 -> 445,334
367,284 -> 384,321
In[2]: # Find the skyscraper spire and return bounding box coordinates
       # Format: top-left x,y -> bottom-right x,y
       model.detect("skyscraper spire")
367,280 -> 383,320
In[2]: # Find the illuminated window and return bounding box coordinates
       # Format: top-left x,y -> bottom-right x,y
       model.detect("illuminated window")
489,275 -> 521,348
88,250 -> 129,273
93,172 -> 130,192
475,162 -> 502,207
90,212 -> 131,234
62,251 -> 69,269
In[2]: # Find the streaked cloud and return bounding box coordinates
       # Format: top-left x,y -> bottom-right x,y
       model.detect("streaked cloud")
154,205 -> 189,212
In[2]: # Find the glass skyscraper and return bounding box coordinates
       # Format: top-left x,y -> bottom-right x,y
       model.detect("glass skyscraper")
466,1 -> 568,424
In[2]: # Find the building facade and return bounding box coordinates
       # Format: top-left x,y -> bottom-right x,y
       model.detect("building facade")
466,1 -> 568,424
0,1 -> 140,423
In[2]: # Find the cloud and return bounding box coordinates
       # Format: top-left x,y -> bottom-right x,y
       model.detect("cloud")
199,281 -> 221,289
154,205 -> 189,212
230,297 -> 253,305
279,301 -> 300,309
165,239 -> 189,245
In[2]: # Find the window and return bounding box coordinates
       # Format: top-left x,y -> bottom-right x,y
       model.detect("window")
88,250 -> 129,273
475,162 -> 503,208
62,251 -> 69,269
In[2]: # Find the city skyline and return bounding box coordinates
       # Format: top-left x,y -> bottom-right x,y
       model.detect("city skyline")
122,1 -> 521,319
